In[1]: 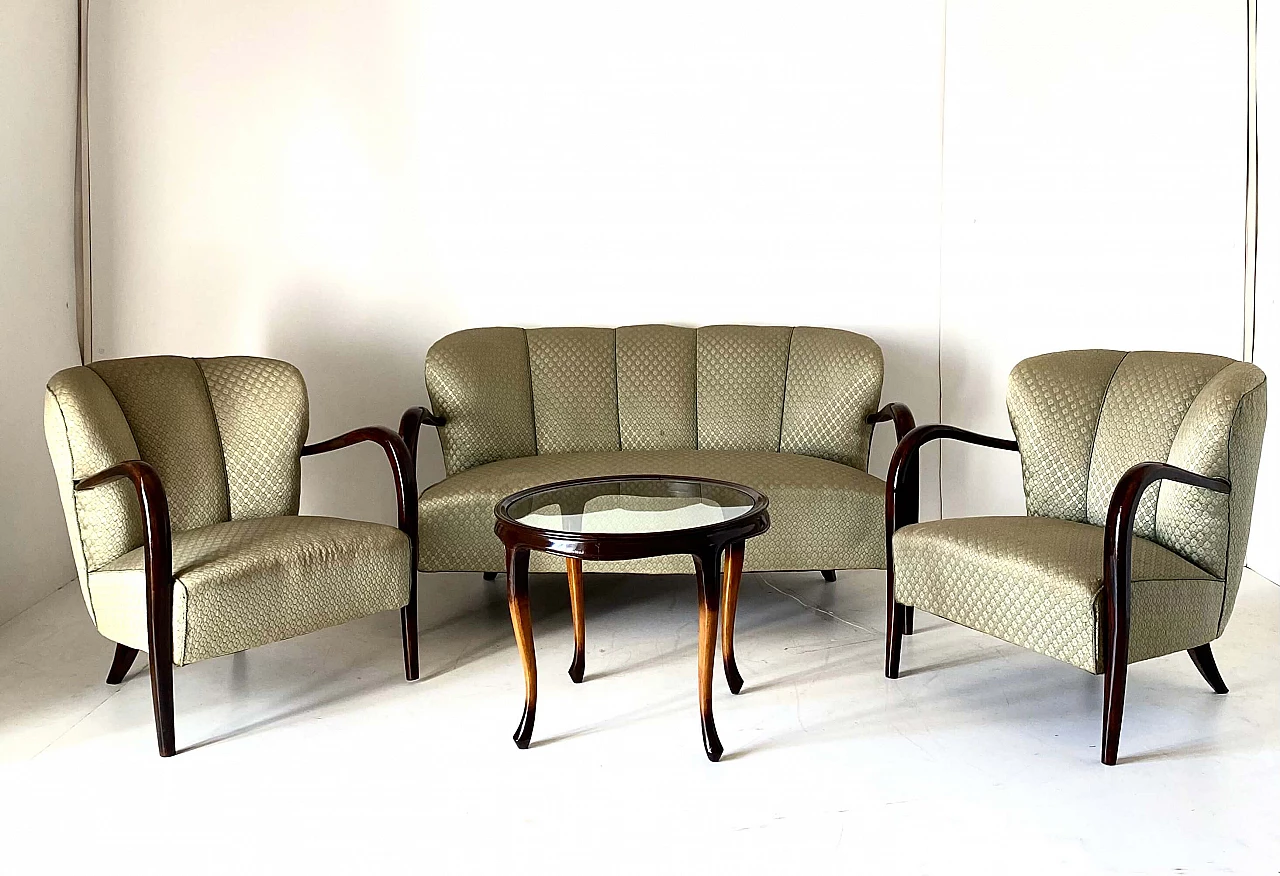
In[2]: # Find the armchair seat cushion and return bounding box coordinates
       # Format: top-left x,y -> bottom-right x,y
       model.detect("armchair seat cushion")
89,516 -> 411,665
892,516 -> 1224,673
418,449 -> 886,574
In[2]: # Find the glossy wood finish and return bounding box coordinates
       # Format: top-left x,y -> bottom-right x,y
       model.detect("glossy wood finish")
1101,461 -> 1230,765
820,570 -> 837,583
721,541 -> 746,695
693,547 -> 725,762
567,558 -> 586,683
1188,643 -> 1229,694
304,425 -> 420,681
76,459 -> 175,756
397,404 -> 446,465
883,424 -> 1019,679
105,644 -> 139,685
505,547 -> 536,749
493,475 -> 769,760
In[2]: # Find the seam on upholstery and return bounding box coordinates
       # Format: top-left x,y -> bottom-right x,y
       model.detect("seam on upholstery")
81,370 -> 139,569
777,327 -> 796,453
50,385 -> 98,626
612,329 -> 622,450
1217,376 -> 1265,630
1084,351 -> 1129,522
694,327 -> 700,450
524,329 -> 539,456
195,358 -> 235,522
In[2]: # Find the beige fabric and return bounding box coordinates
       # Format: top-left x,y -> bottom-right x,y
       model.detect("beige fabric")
893,516 -> 1222,673
419,449 -> 886,574
91,516 -> 411,665
616,325 -> 698,451
198,357 -> 308,520
696,325 -> 794,451
527,327 -> 621,454
425,327 -> 537,475
89,356 -> 231,531
779,326 -> 883,471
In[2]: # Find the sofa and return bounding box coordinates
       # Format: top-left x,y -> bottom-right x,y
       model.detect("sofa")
401,325 -> 914,575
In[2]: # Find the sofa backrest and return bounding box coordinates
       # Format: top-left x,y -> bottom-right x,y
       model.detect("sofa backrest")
424,325 -> 884,476
1006,350 -> 1267,632
44,356 -> 308,612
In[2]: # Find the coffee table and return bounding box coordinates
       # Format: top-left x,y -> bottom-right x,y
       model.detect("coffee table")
493,475 -> 770,762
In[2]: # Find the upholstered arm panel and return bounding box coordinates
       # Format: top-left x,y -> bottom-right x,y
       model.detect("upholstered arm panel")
425,327 -> 537,475
197,357 -> 309,519
780,326 -> 883,470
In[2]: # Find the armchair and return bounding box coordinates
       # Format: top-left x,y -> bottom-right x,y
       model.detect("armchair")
885,350 -> 1266,764
45,355 -> 418,756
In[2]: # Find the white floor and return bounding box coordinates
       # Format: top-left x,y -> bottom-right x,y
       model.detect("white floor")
1,568 -> 1277,873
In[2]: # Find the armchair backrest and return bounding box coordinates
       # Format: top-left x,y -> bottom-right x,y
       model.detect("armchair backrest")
44,356 -> 308,608
1007,350 -> 1267,629
423,325 -> 884,476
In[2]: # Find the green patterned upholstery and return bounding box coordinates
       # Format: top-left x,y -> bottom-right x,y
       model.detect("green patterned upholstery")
44,355 -> 411,664
896,350 -> 1267,673
419,325 -> 886,572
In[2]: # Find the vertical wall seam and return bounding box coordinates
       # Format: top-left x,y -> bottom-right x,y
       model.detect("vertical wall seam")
936,0 -> 949,519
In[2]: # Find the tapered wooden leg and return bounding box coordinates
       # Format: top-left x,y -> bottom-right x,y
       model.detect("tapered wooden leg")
1188,643 -> 1229,694
400,569 -> 420,681
721,542 -> 745,694
903,605 -> 915,635
1101,609 -> 1131,767
693,548 -> 724,762
148,654 -> 175,757
506,547 -> 536,749
105,644 -> 139,685
886,601 -> 905,679
567,558 -> 586,683
483,572 -> 498,581
821,570 -> 837,583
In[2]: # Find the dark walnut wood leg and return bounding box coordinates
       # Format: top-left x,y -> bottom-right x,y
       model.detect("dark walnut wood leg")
506,547 -> 537,749
693,547 -> 725,762
903,605 -> 915,635
566,558 -> 586,683
720,541 -> 745,694
105,644 -> 139,685
1101,601 -> 1131,767
821,570 -> 837,583
400,569 -> 420,681
1188,643 -> 1229,694
148,653 -> 175,758
886,601 -> 906,679
483,571 -> 498,581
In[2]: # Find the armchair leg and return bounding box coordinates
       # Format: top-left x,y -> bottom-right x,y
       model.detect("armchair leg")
886,601 -> 906,679
903,605 -> 915,635
106,644 -> 139,684
1101,628 -> 1130,766
1188,643 -> 1229,694
821,570 -> 837,583
483,572 -> 498,581
401,570 -> 420,681
148,653 -> 176,757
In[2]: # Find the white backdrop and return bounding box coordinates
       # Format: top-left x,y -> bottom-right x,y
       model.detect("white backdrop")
69,2 -> 1261,623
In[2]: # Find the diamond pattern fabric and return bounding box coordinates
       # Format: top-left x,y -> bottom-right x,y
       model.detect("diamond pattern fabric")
89,356 -> 231,532
418,449 -> 886,574
893,516 -> 1222,673
616,325 -> 697,450
198,357 -> 308,520
696,325 -> 794,451
527,327 -> 621,454
91,516 -> 411,665
780,326 -> 883,470
425,327 -> 537,475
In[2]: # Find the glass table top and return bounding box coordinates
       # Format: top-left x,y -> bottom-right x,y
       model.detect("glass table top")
500,477 -> 762,536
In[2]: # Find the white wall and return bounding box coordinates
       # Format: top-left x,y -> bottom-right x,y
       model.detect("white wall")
0,2 -> 82,625
87,0 -> 947,546
939,0 -> 1247,518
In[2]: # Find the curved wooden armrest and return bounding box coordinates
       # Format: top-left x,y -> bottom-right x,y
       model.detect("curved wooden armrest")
302,426 -> 418,538
398,406 -> 445,464
74,461 -> 173,561
867,402 -> 917,443
886,424 -> 1019,533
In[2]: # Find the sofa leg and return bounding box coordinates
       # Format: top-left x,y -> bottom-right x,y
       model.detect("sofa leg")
401,569 -> 420,681
886,601 -> 905,679
1188,643 -> 1229,694
106,644 -> 139,684
821,570 -> 837,583
483,572 -> 498,581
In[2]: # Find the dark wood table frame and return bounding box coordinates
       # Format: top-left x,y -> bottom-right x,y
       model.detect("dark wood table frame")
494,475 -> 770,762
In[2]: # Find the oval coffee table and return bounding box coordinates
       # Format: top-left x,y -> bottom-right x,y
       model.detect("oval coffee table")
494,475 -> 770,762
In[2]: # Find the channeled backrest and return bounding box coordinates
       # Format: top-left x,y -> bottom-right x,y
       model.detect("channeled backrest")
45,356 -> 308,609
1007,350 -> 1267,630
425,325 -> 884,475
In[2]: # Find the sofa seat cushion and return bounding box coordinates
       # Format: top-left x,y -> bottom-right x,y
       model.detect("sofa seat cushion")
89,516 -> 411,665
892,516 -> 1223,673
418,450 -> 885,574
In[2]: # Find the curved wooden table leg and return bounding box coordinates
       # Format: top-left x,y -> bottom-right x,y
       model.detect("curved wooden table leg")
506,547 -> 537,749
720,541 -> 745,695
566,558 -> 586,683
106,644 -> 139,685
693,547 -> 724,762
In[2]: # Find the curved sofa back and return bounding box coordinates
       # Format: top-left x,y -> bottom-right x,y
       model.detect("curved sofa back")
425,325 -> 883,476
